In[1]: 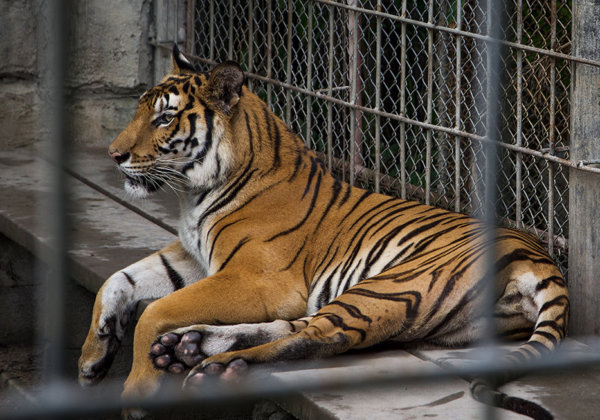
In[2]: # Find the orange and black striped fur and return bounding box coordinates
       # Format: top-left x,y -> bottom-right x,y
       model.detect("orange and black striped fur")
79,47 -> 568,418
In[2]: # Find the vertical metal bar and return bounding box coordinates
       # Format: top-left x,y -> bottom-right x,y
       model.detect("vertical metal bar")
185,0 -> 196,55
285,0 -> 293,124
425,0 -> 434,206
209,0 -> 215,61
175,0 -> 179,44
374,0 -> 382,193
41,0 -> 68,383
547,0 -> 557,256
454,0 -> 463,213
305,0 -> 314,148
327,3 -> 334,171
247,0 -> 254,90
228,0 -> 233,60
399,0 -> 407,199
348,0 -> 359,186
515,0 -> 523,228
267,0 -> 273,107
481,1 -> 503,419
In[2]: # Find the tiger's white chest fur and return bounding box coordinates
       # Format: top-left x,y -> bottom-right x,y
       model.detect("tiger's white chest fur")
178,194 -> 212,274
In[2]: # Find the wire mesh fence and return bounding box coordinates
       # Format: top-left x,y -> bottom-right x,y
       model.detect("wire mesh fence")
185,0 -> 600,280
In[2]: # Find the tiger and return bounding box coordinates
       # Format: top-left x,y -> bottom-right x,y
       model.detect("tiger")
78,46 -> 569,419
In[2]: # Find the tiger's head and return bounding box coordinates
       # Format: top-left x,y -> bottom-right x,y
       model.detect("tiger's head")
108,46 -> 245,197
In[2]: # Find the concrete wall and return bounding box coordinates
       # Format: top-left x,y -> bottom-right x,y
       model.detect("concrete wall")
0,0 -> 155,149
0,1 -> 41,148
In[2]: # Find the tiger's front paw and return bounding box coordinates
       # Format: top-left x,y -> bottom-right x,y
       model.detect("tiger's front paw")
183,359 -> 248,389
79,311 -> 132,386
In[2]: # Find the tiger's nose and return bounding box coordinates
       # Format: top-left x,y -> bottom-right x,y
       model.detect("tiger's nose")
108,150 -> 130,164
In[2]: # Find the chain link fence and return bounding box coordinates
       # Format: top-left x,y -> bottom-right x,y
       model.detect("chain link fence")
182,0 -> 600,279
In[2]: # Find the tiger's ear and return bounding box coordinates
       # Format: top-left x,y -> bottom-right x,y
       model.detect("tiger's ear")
205,61 -> 245,114
172,44 -> 196,75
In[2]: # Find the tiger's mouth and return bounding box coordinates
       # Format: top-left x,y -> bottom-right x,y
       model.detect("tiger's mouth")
124,174 -> 163,197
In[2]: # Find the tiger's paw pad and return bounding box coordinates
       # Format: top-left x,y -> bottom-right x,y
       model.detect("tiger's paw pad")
150,331 -> 206,373
183,359 -> 248,389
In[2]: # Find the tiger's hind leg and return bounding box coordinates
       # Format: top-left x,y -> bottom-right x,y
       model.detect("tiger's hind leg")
181,264 -> 458,387
149,318 -> 311,374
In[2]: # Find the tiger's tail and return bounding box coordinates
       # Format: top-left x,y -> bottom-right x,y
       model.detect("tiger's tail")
470,380 -> 553,420
470,274 -> 569,420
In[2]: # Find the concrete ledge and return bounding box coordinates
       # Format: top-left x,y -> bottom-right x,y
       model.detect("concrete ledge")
271,349 -> 520,420
0,147 -> 177,294
414,340 -> 600,420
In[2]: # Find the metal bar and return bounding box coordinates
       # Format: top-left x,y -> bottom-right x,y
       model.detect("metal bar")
175,0 -> 179,44
454,0 -> 463,213
515,0 -> 523,228
327,3 -> 334,171
425,0 -> 434,206
399,0 -> 407,199
179,44 -> 600,175
267,0 -> 273,107
40,0 -> 68,383
578,159 -> 600,166
316,85 -> 350,93
374,0 -> 382,193
547,0 -> 558,257
482,1 -> 504,418
209,0 -> 214,61
348,0 -> 360,186
185,0 -> 196,55
247,0 -> 254,90
5,338 -> 600,420
313,0 -> 600,69
285,0 -> 293,124
228,0 -> 233,59
305,0 -> 314,148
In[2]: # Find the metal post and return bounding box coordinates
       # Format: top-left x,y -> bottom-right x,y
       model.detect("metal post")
40,0 -> 68,383
247,0 -> 254,90
348,0 -> 360,186
228,0 -> 233,60
285,0 -> 293,124
515,0 -> 523,228
481,0 -> 504,418
305,0 -> 314,148
267,0 -> 273,107
546,0 -> 557,257
424,0 -> 434,206
569,0 -> 600,336
399,0 -> 407,199
185,0 -> 196,55
327,4 -> 334,171
209,0 -> 215,61
454,0 -> 463,213
374,0 -> 382,193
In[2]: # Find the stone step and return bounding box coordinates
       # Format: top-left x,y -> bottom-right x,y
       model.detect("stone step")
413,339 -> 600,420
0,344 -> 40,411
270,348 -> 527,420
